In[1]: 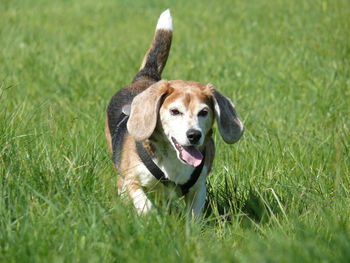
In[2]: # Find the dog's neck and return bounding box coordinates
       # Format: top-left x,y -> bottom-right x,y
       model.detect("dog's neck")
144,135 -> 195,185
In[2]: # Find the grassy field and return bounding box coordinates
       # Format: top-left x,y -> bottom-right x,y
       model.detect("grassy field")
1,0 -> 349,262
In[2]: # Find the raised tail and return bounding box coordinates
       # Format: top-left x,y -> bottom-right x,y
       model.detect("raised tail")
133,9 -> 173,82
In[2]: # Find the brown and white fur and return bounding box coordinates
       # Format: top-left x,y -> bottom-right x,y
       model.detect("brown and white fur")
105,9 -> 244,218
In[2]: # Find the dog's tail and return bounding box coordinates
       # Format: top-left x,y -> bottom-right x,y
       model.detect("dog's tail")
133,9 -> 173,82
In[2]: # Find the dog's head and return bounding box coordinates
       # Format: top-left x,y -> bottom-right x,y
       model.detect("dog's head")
127,80 -> 244,167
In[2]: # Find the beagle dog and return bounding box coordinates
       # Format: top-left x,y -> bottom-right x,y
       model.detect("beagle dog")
105,9 -> 244,217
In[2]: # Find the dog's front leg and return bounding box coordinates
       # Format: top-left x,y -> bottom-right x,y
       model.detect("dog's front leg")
185,181 -> 207,219
127,183 -> 153,215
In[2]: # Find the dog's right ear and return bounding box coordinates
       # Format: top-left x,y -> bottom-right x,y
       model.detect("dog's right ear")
127,80 -> 170,141
207,84 -> 245,144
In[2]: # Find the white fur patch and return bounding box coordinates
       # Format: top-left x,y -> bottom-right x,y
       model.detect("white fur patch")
131,189 -> 153,215
156,9 -> 173,31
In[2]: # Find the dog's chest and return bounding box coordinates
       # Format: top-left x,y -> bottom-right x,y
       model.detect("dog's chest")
156,157 -> 195,184
136,150 -> 197,189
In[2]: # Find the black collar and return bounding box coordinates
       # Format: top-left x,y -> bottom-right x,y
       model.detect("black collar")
136,141 -> 206,196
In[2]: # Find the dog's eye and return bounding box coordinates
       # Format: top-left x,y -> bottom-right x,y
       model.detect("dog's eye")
198,109 -> 208,117
170,109 -> 181,116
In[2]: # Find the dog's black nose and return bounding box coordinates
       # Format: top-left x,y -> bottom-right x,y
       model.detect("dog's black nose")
186,129 -> 202,144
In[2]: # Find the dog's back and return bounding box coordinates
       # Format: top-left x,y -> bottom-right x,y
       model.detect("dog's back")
106,9 -> 173,168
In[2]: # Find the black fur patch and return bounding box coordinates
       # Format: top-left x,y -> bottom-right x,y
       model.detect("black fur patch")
134,30 -> 172,82
107,89 -> 135,168
107,27 -> 172,168
107,79 -> 156,168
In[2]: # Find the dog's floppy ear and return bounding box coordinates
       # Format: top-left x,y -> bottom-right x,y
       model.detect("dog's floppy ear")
207,84 -> 245,144
127,80 -> 170,141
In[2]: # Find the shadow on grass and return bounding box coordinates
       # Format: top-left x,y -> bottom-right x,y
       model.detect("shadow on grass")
204,182 -> 280,227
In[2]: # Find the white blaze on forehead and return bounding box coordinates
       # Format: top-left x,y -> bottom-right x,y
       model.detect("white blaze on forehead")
166,101 -> 187,113
165,94 -> 209,114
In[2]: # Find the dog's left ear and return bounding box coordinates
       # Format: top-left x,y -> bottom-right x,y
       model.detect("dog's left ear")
127,80 -> 170,141
207,84 -> 245,144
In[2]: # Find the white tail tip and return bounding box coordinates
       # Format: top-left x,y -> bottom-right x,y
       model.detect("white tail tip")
156,9 -> 173,31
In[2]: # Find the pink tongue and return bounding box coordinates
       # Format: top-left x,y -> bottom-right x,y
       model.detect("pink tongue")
181,146 -> 203,167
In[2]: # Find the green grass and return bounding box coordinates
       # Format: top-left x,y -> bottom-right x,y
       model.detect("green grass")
1,0 -> 350,262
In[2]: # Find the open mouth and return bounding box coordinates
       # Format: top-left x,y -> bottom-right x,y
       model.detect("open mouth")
171,137 -> 203,167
